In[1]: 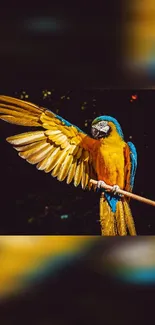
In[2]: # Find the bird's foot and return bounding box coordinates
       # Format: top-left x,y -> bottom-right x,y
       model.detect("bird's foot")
112,184 -> 123,197
97,181 -> 123,197
97,180 -> 107,189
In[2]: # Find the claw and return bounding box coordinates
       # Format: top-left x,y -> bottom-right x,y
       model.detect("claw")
112,184 -> 123,197
97,180 -> 106,188
97,181 -> 123,197
112,184 -> 120,194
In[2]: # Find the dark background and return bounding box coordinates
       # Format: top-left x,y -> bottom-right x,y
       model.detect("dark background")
0,2 -> 122,88
0,89 -> 154,235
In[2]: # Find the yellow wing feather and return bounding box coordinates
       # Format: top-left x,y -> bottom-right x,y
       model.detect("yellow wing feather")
66,157 -> 77,185
0,95 -> 98,189
57,154 -> 74,181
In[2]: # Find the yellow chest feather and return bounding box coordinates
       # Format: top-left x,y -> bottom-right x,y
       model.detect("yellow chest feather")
95,140 -> 126,187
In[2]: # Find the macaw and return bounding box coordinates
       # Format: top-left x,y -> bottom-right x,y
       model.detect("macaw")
0,95 -> 137,236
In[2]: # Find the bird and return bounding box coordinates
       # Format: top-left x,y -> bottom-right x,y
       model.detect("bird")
0,95 -> 137,236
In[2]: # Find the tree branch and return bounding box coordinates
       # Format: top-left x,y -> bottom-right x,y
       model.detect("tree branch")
89,179 -> 155,207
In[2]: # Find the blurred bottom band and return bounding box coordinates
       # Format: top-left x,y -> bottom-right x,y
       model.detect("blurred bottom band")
1,236 -> 155,301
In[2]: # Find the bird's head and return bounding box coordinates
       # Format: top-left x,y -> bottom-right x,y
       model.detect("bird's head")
91,116 -> 124,140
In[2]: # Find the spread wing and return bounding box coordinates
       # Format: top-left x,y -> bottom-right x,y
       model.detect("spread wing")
124,141 -> 137,192
0,95 -> 98,189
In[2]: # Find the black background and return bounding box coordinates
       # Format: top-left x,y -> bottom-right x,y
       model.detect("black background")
0,2 -> 123,88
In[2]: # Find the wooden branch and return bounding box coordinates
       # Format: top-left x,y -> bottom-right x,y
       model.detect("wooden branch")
89,179 -> 155,207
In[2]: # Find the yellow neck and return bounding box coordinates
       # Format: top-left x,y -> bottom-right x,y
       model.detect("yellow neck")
100,128 -> 124,145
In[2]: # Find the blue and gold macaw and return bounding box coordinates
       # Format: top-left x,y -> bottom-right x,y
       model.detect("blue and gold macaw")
0,95 -> 137,236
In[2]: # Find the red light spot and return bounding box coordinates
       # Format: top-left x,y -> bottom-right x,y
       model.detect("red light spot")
131,94 -> 138,100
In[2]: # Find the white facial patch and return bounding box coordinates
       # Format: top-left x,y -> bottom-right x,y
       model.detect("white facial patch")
95,121 -> 110,133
